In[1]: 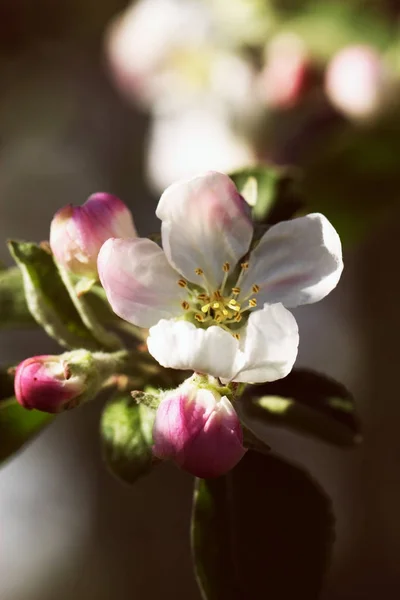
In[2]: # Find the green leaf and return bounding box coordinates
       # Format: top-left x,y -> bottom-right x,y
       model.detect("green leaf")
0,397 -> 54,465
0,267 -> 37,329
229,164 -> 304,224
101,392 -> 157,485
8,241 -> 101,350
241,369 -> 360,447
192,451 -> 334,600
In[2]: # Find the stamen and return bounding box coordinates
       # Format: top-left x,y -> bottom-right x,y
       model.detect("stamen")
212,302 -> 220,309
233,333 -> 241,340
231,287 -> 241,295
195,313 -> 205,322
178,279 -> 187,288
252,284 -> 260,294
249,298 -> 257,308
198,293 -> 209,301
227,300 -> 241,312
181,301 -> 190,310
222,309 -> 229,316
201,303 -> 210,313
220,263 -> 230,294
234,314 -> 242,322
232,261 -> 250,293
194,267 -> 212,295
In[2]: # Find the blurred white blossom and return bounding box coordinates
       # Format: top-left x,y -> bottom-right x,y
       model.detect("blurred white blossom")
325,45 -> 391,120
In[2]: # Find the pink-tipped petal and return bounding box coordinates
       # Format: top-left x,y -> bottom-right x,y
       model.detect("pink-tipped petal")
239,213 -> 343,309
98,237 -> 186,328
156,171 -> 253,288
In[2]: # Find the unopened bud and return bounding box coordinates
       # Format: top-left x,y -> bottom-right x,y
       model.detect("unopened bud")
325,45 -> 389,120
50,193 -> 136,279
260,33 -> 311,110
153,375 -> 246,478
14,349 -> 119,413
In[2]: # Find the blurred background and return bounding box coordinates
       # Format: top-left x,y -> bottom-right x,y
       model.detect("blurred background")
1,0 -> 400,598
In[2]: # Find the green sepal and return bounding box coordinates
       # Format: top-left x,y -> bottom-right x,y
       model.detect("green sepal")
240,368 -> 360,447
8,241 -> 102,350
0,267 -> 37,329
229,164 -> 304,224
0,396 -> 54,466
191,451 -> 334,600
101,392 -> 158,485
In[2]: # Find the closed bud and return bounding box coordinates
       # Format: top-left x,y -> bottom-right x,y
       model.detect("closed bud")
14,349 -> 119,413
260,33 -> 311,110
153,374 -> 246,478
50,193 -> 137,278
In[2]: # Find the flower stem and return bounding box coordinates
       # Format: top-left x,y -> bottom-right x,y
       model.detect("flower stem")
57,265 -> 123,351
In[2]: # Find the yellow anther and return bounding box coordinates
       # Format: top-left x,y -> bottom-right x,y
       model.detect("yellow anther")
231,287 -> 241,295
228,298 -> 238,306
234,314 -> 242,322
233,333 -> 241,340
222,309 -> 229,316
214,290 -> 223,299
227,300 -> 241,312
195,313 -> 205,322
181,301 -> 190,310
195,268 -> 204,276
223,262 -> 230,272
249,298 -> 257,308
212,302 -> 220,309
201,304 -> 210,313
252,284 -> 260,294
240,262 -> 249,270
215,314 -> 222,323
198,294 -> 209,301
178,279 -> 187,288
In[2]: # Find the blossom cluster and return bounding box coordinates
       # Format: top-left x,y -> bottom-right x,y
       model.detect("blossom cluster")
14,171 -> 343,477
105,0 -> 395,190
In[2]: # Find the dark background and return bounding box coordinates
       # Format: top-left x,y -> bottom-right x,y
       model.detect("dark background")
0,1 -> 400,598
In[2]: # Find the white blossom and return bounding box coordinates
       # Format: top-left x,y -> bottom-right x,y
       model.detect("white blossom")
98,172 -> 343,383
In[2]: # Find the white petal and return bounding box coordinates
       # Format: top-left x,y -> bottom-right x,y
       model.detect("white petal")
147,319 -> 239,380
231,303 -> 299,384
240,213 -> 343,308
98,238 -> 186,328
156,171 -> 253,289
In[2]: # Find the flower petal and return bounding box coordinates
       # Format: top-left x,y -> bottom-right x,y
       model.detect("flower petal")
156,171 -> 253,289
239,213 -> 343,308
231,303 -> 299,384
147,319 -> 239,380
98,238 -> 186,328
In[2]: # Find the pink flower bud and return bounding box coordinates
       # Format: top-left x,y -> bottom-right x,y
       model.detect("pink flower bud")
50,193 -> 137,278
153,377 -> 246,478
260,33 -> 310,110
325,45 -> 388,119
15,355 -> 86,413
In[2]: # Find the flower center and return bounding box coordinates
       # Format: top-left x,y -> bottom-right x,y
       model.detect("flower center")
177,262 -> 260,338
